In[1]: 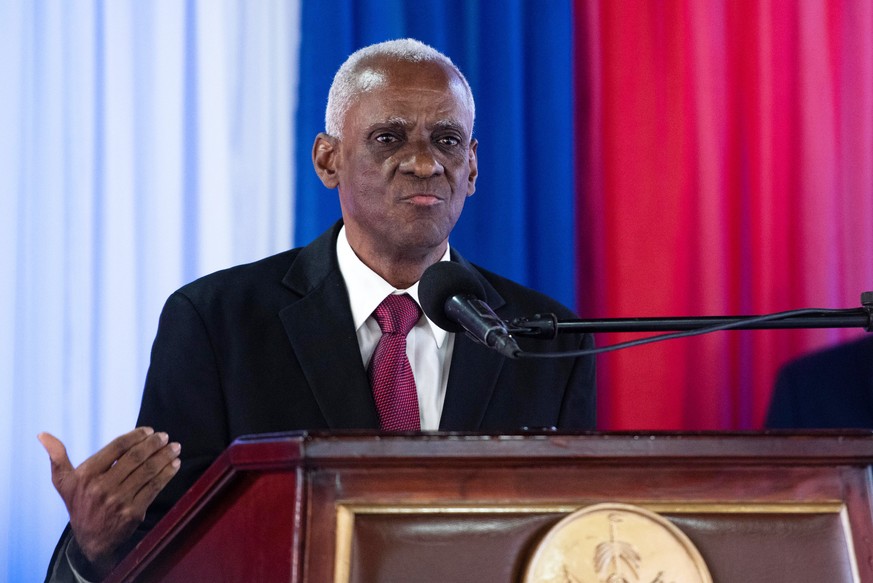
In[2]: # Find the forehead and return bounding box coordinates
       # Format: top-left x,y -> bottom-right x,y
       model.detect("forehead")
347,59 -> 472,129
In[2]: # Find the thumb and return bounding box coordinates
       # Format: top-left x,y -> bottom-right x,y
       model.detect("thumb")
38,432 -> 75,479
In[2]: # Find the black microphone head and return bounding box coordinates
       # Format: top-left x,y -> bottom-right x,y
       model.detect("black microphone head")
419,261 -> 487,333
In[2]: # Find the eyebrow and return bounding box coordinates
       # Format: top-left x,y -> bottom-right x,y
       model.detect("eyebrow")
384,116 -> 411,129
366,117 -> 467,135
429,119 -> 467,134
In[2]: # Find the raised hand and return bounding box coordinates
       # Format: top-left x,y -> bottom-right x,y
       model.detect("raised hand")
38,427 -> 181,577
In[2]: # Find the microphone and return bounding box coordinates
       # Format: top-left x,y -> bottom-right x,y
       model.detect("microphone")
419,262 -> 521,359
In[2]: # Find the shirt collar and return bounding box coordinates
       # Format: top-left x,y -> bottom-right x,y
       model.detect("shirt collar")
336,226 -> 450,348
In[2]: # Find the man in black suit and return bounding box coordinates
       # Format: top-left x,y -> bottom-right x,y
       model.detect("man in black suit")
765,336 -> 873,428
41,39 -> 595,581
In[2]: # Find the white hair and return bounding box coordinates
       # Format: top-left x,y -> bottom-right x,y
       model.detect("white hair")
325,38 -> 476,139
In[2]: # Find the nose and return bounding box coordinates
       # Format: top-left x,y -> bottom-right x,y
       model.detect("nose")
398,142 -> 445,178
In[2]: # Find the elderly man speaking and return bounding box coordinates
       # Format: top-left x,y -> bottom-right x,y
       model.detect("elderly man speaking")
41,39 -> 595,581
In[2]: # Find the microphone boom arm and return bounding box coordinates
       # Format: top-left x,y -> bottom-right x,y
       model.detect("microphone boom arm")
509,292 -> 873,339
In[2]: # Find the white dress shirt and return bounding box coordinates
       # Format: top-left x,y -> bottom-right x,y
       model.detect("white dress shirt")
336,226 -> 454,430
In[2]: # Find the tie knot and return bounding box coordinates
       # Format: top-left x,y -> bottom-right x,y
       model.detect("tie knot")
373,294 -> 421,336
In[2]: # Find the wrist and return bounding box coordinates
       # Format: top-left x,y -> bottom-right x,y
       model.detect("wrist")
67,537 -> 117,581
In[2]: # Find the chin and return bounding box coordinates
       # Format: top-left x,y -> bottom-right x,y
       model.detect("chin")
393,229 -> 449,255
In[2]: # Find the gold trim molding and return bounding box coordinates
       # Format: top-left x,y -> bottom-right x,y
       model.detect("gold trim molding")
332,500 -> 851,583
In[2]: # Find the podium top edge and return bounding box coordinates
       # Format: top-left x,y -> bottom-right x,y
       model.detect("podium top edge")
225,430 -> 873,467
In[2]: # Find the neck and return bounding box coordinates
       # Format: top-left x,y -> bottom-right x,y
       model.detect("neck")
370,250 -> 445,289
347,239 -> 446,289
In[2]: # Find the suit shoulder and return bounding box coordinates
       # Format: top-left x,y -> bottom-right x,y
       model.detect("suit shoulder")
782,335 -> 873,376
471,263 -> 578,319
173,248 -> 301,305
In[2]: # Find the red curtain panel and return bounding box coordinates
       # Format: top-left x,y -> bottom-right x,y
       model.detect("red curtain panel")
576,0 -> 873,430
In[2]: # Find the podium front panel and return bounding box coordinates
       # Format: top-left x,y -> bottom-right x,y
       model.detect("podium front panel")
306,460 -> 866,582
107,432 -> 873,583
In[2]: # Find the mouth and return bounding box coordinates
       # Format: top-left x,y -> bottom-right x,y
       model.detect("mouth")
402,193 -> 445,206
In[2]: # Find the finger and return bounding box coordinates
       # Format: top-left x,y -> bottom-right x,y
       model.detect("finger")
130,451 -> 182,512
106,431 -> 172,485
78,426 -> 155,477
66,441 -> 180,560
116,440 -> 181,500
37,432 -> 75,484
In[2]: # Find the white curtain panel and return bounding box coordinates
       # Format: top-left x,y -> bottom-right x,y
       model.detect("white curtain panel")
0,1 -> 300,579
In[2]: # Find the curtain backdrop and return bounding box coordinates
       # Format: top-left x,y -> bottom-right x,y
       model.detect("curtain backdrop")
294,0 -> 577,308
0,1 -> 298,580
577,0 -> 873,430
5,0 -> 873,580
2,2 -> 573,580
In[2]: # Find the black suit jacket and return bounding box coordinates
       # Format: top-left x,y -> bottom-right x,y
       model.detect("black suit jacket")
765,336 -> 873,428
47,222 -> 595,581
138,221 -> 595,522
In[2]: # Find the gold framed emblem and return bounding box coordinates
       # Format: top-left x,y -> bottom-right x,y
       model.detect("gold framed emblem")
523,503 -> 713,583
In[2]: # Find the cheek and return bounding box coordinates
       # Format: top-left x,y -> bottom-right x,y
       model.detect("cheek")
351,175 -> 387,208
448,166 -> 473,196
351,160 -> 391,192
450,190 -> 468,218
339,149 -> 390,185
339,162 -> 382,201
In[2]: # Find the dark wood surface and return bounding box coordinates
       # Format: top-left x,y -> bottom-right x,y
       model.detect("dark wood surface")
106,431 -> 873,582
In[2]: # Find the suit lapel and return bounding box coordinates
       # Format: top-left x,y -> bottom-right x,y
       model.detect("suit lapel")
276,227 -> 510,432
278,223 -> 380,429
438,252 -> 507,431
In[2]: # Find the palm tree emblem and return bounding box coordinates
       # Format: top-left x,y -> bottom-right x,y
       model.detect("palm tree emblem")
594,513 -> 641,582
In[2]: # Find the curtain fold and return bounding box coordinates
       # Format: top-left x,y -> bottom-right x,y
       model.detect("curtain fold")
577,0 -> 873,430
0,2 -> 299,579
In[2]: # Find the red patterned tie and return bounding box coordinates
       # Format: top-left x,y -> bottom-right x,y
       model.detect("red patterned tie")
368,294 -> 422,430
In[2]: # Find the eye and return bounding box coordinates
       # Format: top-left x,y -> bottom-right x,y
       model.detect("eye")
374,133 -> 399,144
436,136 -> 460,147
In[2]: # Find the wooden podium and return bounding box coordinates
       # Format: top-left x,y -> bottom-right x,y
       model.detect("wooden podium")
106,432 -> 873,582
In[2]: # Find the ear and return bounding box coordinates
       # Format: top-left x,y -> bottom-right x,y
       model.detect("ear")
312,133 -> 340,189
466,138 -> 479,196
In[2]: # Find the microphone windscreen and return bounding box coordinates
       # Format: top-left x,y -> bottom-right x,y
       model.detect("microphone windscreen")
419,261 -> 486,333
